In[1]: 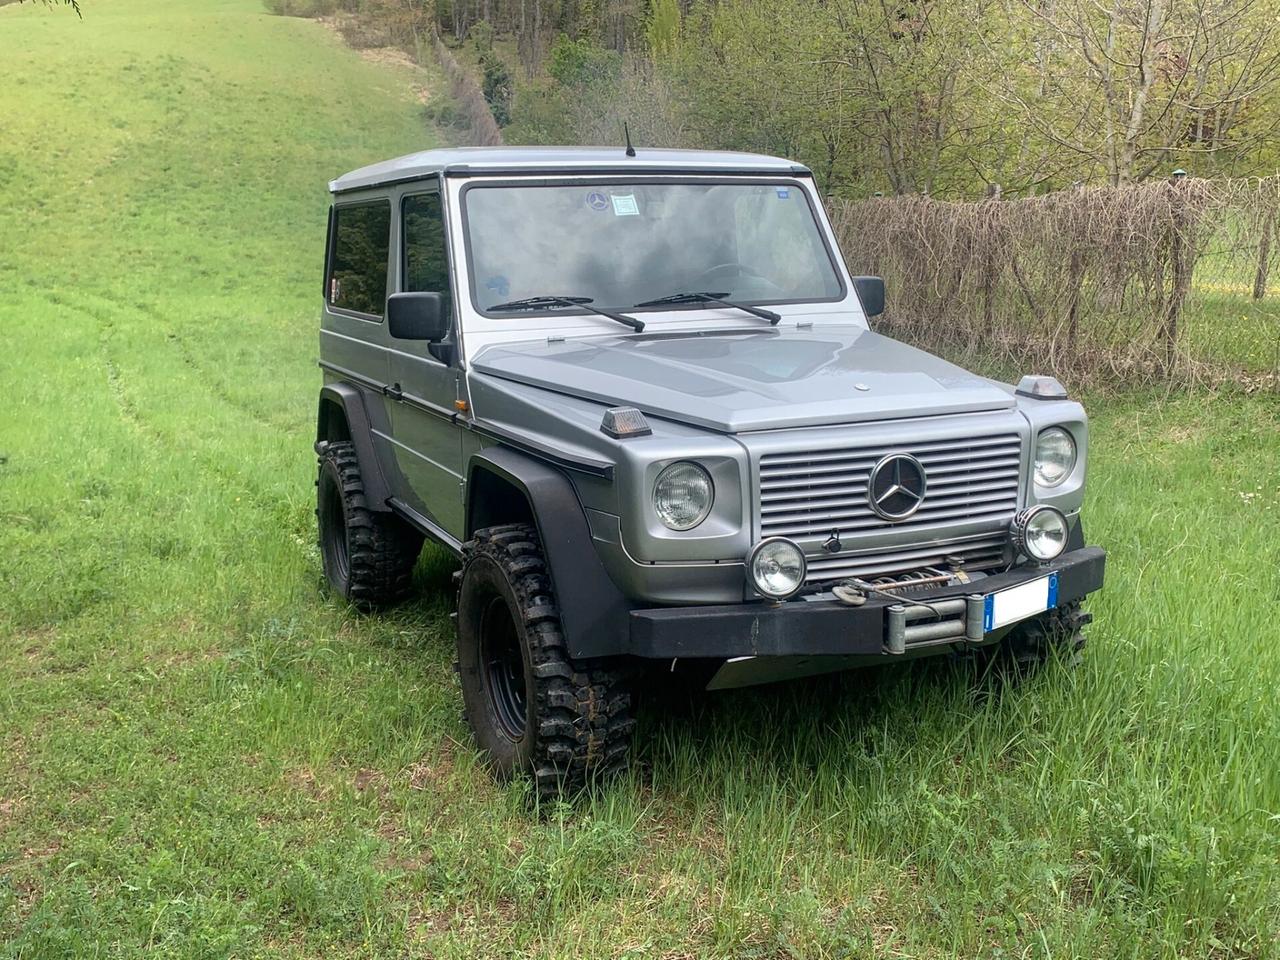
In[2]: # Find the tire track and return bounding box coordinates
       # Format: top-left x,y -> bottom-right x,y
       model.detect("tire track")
69,288 -> 299,435
32,285 -> 162,446
31,288 -> 307,536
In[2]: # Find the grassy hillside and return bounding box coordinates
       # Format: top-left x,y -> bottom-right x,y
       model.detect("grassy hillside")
1,1 -> 1279,957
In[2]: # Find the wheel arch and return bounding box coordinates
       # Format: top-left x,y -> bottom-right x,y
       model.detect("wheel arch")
465,446 -> 630,659
315,382 -> 392,509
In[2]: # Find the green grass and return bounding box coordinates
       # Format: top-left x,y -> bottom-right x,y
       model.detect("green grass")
2,1 -> 1280,957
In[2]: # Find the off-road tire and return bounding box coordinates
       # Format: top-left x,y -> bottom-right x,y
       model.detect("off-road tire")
316,440 -> 422,608
456,523 -> 634,800
999,600 -> 1091,670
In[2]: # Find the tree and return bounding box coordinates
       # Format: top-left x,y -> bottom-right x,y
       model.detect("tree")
990,0 -> 1280,185
646,0 -> 680,59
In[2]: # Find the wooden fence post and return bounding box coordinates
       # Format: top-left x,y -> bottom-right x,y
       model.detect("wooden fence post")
981,183 -> 1002,334
1253,206 -> 1275,301
1163,170 -> 1192,372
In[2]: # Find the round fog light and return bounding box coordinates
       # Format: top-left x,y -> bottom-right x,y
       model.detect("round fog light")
748,538 -> 807,599
1011,505 -> 1068,561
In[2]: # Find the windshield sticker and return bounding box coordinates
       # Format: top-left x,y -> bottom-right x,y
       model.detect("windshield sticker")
586,191 -> 609,211
776,187 -> 790,199
611,194 -> 640,216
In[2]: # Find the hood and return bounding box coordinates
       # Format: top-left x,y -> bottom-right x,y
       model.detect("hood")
469,326 -> 1015,433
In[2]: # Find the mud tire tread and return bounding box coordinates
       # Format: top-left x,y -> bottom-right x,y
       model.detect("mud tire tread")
317,440 -> 422,609
460,523 -> 635,801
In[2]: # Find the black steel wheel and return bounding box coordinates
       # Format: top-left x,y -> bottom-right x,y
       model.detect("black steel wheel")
455,523 -> 635,800
478,594 -> 528,742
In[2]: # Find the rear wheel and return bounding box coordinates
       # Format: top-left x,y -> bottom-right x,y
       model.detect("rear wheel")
456,523 -> 635,800
316,440 -> 422,608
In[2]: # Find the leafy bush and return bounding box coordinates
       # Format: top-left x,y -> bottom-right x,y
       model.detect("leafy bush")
481,56 -> 513,127
470,18 -> 494,54
546,34 -> 620,89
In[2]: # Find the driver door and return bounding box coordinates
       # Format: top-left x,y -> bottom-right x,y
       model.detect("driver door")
387,186 -> 466,540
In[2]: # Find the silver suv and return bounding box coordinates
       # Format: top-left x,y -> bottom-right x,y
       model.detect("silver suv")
314,147 -> 1105,797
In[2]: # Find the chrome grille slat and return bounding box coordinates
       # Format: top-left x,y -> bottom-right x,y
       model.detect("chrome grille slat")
758,455 -> 1022,491
761,477 -> 1019,511
757,433 -> 1025,562
759,434 -> 1022,469
764,503 -> 1018,538
760,446 -> 1021,479
804,534 -> 1010,582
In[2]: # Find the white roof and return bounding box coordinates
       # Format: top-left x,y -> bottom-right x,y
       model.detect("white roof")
329,146 -> 809,193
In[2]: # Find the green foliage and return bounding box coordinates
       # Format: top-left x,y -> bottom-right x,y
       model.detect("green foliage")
487,0 -> 1280,198
263,0 -> 337,17
546,33 -> 620,89
470,17 -> 494,53
481,54 -> 513,126
645,0 -> 679,59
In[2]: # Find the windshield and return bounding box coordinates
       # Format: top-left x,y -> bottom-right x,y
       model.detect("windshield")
462,180 -> 844,314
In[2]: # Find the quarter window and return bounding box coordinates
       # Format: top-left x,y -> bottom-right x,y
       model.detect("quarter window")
328,200 -> 390,316
403,192 -> 452,321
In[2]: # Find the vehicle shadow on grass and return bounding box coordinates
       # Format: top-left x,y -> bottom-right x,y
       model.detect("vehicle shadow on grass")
362,550 -> 1062,807
631,649 -> 1057,798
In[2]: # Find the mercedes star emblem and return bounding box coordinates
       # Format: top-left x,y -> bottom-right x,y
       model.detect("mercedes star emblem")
867,454 -> 927,521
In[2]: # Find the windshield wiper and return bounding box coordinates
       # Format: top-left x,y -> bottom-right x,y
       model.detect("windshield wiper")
487,295 -> 645,332
632,291 -> 781,325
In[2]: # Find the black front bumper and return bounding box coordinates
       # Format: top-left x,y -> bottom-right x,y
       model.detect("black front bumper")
629,546 -> 1106,659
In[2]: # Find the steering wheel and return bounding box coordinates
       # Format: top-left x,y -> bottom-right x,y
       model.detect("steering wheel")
694,261 -> 786,299
696,262 -> 769,286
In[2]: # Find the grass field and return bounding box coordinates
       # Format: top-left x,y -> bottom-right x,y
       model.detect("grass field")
2,1 -> 1280,957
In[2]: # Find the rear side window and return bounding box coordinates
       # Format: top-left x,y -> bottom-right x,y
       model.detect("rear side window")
328,200 -> 390,317
403,192 -> 452,321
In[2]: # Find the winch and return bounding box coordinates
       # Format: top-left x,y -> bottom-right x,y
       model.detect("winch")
805,559 -> 995,655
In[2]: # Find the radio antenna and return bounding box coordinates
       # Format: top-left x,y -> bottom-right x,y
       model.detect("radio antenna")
623,122 -> 636,158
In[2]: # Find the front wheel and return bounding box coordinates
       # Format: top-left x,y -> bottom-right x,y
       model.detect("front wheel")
456,523 -> 635,800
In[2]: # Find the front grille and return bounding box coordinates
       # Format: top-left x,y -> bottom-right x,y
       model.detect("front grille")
758,433 -> 1024,542
803,532 -> 1011,584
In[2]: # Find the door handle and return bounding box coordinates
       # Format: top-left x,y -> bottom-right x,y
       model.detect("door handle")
386,383 -> 404,401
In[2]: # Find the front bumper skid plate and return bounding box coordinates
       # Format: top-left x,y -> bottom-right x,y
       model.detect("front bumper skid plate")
628,546 -> 1105,659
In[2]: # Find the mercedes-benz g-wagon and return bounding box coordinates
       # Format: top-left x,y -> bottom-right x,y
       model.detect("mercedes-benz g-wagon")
314,147 -> 1105,797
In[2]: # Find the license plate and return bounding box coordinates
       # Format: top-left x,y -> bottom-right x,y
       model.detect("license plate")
983,573 -> 1058,632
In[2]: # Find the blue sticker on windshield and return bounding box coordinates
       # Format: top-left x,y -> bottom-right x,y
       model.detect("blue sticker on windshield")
485,275 -> 510,297
586,191 -> 609,211
776,187 -> 790,199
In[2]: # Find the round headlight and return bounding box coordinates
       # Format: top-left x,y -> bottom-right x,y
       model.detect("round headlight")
1034,427 -> 1076,487
653,461 -> 714,531
1011,505 -> 1068,561
748,538 -> 807,599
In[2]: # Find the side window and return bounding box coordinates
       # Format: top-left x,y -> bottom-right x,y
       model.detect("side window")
328,200 -> 390,317
403,192 -> 452,322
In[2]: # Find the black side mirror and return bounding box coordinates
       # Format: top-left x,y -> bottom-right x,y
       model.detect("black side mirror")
387,292 -> 448,341
852,276 -> 885,318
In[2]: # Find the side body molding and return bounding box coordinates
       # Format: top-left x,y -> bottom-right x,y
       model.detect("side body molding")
466,446 -> 630,659
316,381 -> 393,509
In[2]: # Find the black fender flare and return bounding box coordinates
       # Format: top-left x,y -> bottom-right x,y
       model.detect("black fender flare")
466,446 -> 630,660
315,382 -> 392,510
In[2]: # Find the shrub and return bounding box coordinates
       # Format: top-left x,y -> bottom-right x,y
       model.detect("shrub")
481,56 -> 513,127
